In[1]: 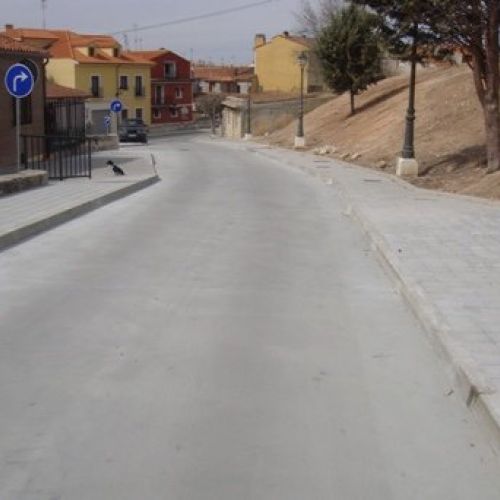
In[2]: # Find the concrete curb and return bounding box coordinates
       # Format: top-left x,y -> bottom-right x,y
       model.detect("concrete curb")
332,182 -> 500,453
252,144 -> 500,452
0,175 -> 160,252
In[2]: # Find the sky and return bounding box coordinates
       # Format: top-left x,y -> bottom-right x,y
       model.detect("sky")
1,0 -> 305,64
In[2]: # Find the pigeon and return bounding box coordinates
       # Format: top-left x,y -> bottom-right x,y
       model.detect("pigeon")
107,160 -> 125,176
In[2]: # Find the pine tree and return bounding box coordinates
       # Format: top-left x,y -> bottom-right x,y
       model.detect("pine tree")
316,4 -> 383,115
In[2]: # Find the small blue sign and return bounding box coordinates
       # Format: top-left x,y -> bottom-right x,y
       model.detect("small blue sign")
110,99 -> 123,113
4,63 -> 35,98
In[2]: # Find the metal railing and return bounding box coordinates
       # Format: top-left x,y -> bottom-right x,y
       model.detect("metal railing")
90,86 -> 103,98
21,135 -> 92,180
135,86 -> 146,97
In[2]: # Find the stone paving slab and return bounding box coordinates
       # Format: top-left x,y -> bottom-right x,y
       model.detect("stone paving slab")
224,138 -> 500,449
0,150 -> 159,251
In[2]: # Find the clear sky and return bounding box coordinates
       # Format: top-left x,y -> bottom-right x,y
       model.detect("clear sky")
2,0 -> 305,64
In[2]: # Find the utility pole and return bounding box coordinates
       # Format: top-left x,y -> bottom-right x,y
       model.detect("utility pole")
41,0 -> 47,29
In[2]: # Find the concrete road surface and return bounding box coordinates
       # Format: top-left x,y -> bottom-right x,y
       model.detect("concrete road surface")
1,134 -> 500,500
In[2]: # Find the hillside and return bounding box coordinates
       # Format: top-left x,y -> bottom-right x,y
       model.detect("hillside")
263,65 -> 500,200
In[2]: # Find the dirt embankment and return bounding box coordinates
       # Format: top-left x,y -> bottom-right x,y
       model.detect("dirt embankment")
263,65 -> 500,200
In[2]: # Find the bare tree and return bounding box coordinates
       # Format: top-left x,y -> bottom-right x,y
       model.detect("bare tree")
196,94 -> 225,133
294,0 -> 344,35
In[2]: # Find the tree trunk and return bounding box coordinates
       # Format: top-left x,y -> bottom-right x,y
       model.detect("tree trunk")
350,90 -> 356,115
484,97 -> 500,173
485,2 -> 500,173
475,1 -> 500,173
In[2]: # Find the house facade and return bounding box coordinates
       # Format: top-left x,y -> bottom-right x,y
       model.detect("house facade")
3,26 -> 153,134
0,33 -> 46,172
192,65 -> 254,96
127,50 -> 193,125
254,32 -> 325,94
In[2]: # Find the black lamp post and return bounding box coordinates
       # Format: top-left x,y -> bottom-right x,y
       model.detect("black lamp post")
295,51 -> 308,147
402,23 -> 418,159
396,22 -> 420,176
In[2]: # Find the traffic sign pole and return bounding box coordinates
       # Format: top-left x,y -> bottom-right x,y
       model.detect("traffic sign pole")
16,98 -> 20,172
110,100 -> 123,139
4,63 -> 35,173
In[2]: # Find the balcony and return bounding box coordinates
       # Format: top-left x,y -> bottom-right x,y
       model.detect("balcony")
135,86 -> 146,97
90,86 -> 103,98
153,97 -> 166,106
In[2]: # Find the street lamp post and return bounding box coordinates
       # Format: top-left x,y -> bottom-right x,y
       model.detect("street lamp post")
244,90 -> 252,140
397,22 -> 419,176
294,51 -> 308,148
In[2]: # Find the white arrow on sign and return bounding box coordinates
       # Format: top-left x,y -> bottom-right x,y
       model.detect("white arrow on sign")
13,71 -> 29,93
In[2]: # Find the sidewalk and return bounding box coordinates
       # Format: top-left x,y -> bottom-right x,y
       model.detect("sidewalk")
244,141 -> 500,449
0,149 -> 159,251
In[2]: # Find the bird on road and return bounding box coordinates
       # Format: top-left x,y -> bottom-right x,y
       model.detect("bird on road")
107,160 -> 125,176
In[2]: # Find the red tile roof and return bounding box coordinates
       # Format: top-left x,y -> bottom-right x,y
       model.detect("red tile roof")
2,27 -> 152,65
286,35 -> 316,48
0,33 -> 47,55
193,66 -> 254,83
46,82 -> 90,99
126,50 -> 190,64
256,33 -> 316,50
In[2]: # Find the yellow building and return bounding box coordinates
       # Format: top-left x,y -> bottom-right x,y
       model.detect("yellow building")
3,26 -> 153,133
254,31 -> 325,94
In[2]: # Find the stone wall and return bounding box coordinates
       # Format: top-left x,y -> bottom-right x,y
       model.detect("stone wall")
222,95 -> 333,139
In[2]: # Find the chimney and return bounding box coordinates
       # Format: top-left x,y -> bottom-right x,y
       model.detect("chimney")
254,33 -> 266,49
5,24 -> 14,31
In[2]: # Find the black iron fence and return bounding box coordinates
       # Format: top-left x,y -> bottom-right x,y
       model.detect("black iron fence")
45,99 -> 86,137
21,135 -> 92,180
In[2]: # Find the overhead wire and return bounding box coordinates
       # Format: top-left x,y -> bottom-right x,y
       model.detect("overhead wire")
110,0 -> 276,36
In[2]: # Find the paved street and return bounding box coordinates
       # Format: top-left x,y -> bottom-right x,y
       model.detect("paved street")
1,134 -> 500,499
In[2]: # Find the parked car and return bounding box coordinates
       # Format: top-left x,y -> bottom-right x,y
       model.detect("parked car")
119,119 -> 148,143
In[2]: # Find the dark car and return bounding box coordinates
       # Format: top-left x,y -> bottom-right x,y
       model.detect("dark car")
119,118 -> 148,143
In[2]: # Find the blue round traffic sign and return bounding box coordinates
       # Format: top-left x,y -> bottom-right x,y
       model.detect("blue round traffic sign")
110,99 -> 123,113
4,63 -> 35,98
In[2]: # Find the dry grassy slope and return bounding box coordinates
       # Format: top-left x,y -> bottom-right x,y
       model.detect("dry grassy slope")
265,65 -> 500,200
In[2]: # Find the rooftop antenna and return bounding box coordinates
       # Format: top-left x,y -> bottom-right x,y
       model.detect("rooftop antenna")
41,0 -> 47,29
123,33 -> 130,50
133,23 -> 139,50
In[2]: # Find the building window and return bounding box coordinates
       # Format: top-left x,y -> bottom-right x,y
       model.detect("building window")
175,87 -> 183,99
121,109 -> 128,121
153,109 -> 161,119
154,85 -> 164,105
11,95 -> 32,125
135,75 -> 144,97
164,62 -> 176,78
119,75 -> 128,90
170,107 -> 178,118
113,47 -> 120,58
90,75 -> 101,97
136,108 -> 143,120
88,46 -> 95,57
